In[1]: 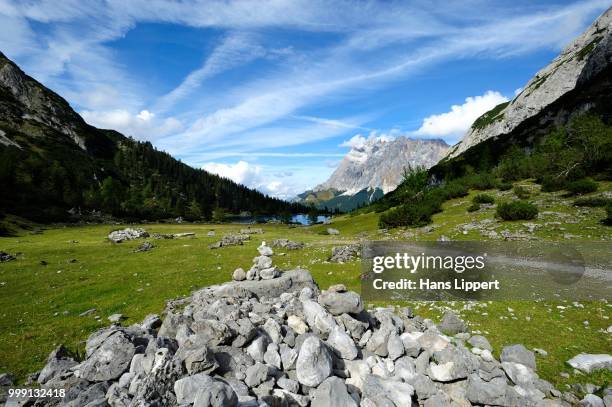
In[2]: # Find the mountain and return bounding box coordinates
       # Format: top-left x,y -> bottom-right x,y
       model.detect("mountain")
298,136 -> 448,211
0,52 -> 306,223
439,7 -> 612,169
369,9 -> 611,223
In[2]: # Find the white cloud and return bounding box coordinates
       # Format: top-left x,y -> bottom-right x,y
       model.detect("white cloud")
202,160 -> 263,186
340,131 -> 395,149
201,160 -> 331,199
414,91 -> 509,138
80,109 -> 183,140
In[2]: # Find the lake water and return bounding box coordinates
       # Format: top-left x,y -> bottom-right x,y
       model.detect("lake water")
227,214 -> 330,225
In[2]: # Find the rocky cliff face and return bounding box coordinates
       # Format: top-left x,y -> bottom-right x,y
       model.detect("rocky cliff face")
446,8 -> 612,160
318,137 -> 449,195
0,52 -> 91,150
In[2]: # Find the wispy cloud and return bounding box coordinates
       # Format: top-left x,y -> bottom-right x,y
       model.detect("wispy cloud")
1,0 -> 609,197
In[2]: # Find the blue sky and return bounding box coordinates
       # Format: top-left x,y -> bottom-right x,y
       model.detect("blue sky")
1,0 -> 609,198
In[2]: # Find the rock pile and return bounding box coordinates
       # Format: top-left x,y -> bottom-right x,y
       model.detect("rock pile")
240,228 -> 264,235
233,243 -> 279,281
271,239 -> 305,250
329,244 -> 360,263
26,244 -> 578,407
108,228 -> 149,243
209,234 -> 250,249
0,251 -> 16,262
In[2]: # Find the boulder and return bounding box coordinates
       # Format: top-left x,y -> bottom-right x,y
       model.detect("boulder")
567,354 -> 612,374
311,376 -> 358,407
232,268 -> 246,281
438,311 -> 467,335
37,345 -> 78,385
75,330 -> 135,381
193,380 -> 238,407
327,326 -> 358,360
328,245 -> 360,263
318,290 -> 363,315
296,336 -> 333,387
174,373 -> 214,405
362,374 -> 414,406
108,228 -> 149,243
501,344 -> 536,370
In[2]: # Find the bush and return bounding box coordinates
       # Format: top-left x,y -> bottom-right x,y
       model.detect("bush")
565,178 -> 598,195
379,200 -> 439,228
573,197 -> 610,207
466,173 -> 497,190
497,182 -> 512,191
604,203 -> 612,226
540,176 -> 567,192
473,194 -> 495,204
467,203 -> 480,212
513,185 -> 530,199
496,201 -> 538,221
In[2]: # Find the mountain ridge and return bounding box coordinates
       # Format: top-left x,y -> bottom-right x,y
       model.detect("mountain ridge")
0,51 -> 306,223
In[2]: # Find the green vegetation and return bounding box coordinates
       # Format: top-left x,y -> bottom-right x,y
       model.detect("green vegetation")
497,182 -> 512,191
576,36 -> 603,61
467,203 -> 480,212
1,180 -> 611,391
566,178 -> 598,196
573,196 -> 610,207
471,101 -> 509,130
496,201 -> 538,220
513,185 -> 530,199
472,193 -> 495,204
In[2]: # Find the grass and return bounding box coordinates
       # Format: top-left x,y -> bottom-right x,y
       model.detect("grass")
0,180 -> 610,393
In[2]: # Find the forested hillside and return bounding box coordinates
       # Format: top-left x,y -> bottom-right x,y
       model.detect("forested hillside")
0,52 -> 306,222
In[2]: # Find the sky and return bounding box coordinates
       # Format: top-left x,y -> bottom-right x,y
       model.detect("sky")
0,0 -> 609,199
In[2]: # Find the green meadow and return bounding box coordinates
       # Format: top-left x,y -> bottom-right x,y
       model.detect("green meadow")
0,180 -> 610,395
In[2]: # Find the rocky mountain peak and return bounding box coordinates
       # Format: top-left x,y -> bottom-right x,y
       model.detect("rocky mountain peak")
317,136 -> 449,195
446,7 -> 612,159
0,52 -> 88,149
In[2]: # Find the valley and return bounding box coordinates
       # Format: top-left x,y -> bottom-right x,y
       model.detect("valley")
1,179 -> 610,394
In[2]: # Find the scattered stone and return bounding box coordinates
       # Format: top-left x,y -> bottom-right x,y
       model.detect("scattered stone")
134,241 -> 155,252
329,244 -> 360,263
108,313 -> 125,323
567,354 -> 612,373
438,310 -> 467,335
326,228 -> 340,235
108,228 -> 149,243
209,234 -> 250,249
271,239 -> 305,250
79,308 -> 96,317
232,268 -> 246,281
311,376 -> 358,407
257,243 -> 273,256
173,232 -> 195,238
240,228 -> 263,235
0,251 -> 16,262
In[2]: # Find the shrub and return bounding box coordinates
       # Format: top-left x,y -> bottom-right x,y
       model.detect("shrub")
540,176 -> 566,192
497,182 -> 512,191
473,194 -> 495,204
379,200 -> 439,228
467,203 -> 480,212
604,203 -> 612,226
513,185 -> 530,199
573,197 -> 610,207
496,201 -> 538,221
565,178 -> 598,195
467,173 -> 497,190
